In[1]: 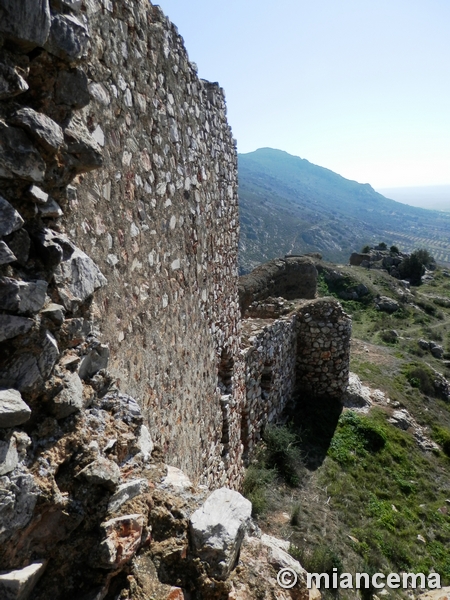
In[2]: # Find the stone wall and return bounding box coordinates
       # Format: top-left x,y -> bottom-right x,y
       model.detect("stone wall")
296,298 -> 352,398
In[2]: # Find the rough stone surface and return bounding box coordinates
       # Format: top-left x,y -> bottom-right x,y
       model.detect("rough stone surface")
49,371 -> 84,418
160,466 -> 193,491
0,390 -> 31,428
375,295 -> 400,313
0,121 -> 46,182
190,487 -> 252,579
78,343 -> 109,379
45,13 -> 89,63
55,67 -> 90,108
0,315 -> 34,343
0,59 -> 29,100
77,456 -> 120,491
94,514 -> 144,569
0,0 -> 50,50
0,241 -> 17,265
0,468 -> 39,543
108,479 -> 149,513
0,561 -> 47,600
54,246 -> 107,312
239,256 -> 317,315
0,196 -> 24,237
0,436 -> 18,476
11,107 -> 64,154
0,278 -> 47,314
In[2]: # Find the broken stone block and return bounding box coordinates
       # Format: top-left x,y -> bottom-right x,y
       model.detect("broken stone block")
4,229 -> 30,266
40,303 -> 65,325
136,425 -> 153,461
79,343 -> 110,379
190,488 -> 252,579
45,13 -> 90,63
0,61 -> 29,100
0,241 -> 17,265
64,116 -> 103,173
0,121 -> 45,182
0,315 -> 34,343
0,0 -> 51,51
37,198 -> 63,219
94,514 -> 144,569
99,392 -> 143,427
0,436 -> 18,476
0,389 -> 31,428
0,560 -> 47,600
0,196 -> 24,237
37,331 -> 59,379
429,342 -> 444,359
107,479 -> 149,513
77,457 -> 120,491
54,245 -> 107,312
0,278 -> 47,314
0,468 -> 39,543
160,466 -> 193,491
55,68 -> 90,108
11,107 -> 64,154
49,371 -> 84,419
27,185 -> 48,205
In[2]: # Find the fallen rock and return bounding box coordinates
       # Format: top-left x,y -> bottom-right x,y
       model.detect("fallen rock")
160,466 -> 193,491
0,60 -> 29,99
342,372 -> 372,411
49,371 -> 84,418
0,277 -> 47,314
77,456 -> 121,491
45,13 -> 90,63
99,391 -> 143,427
0,560 -> 47,600
0,315 -> 34,343
429,342 -> 444,359
136,424 -> 153,461
0,196 -> 24,237
0,389 -> 31,428
0,121 -> 46,182
63,116 -> 103,172
4,229 -> 30,266
27,185 -> 48,205
0,241 -> 17,265
78,343 -> 110,379
11,107 -> 64,154
0,0 -> 51,50
40,303 -> 65,325
37,197 -> 63,218
54,245 -> 107,312
190,487 -> 252,580
0,468 -> 39,543
108,478 -> 149,513
375,296 -> 400,313
0,435 -> 19,476
94,514 -> 144,569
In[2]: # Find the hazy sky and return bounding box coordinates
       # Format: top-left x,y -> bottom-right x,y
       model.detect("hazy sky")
155,0 -> 450,189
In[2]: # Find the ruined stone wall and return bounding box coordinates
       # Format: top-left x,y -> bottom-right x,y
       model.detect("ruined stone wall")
296,298 -> 352,398
62,0 -> 242,487
240,315 -> 297,462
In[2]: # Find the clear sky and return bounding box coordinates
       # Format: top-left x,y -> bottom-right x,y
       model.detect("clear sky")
155,0 -> 450,189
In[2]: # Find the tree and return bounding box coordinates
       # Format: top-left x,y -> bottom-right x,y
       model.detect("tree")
377,242 -> 387,250
361,245 -> 371,253
390,245 -> 399,254
398,249 -> 433,285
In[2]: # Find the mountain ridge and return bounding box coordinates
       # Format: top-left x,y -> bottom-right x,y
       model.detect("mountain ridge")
238,148 -> 450,272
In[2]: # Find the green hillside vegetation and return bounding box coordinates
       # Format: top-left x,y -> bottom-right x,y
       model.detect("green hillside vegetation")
242,258 -> 450,598
238,148 -> 450,273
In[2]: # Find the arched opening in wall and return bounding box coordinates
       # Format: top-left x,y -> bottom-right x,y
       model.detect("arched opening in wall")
218,349 -> 234,458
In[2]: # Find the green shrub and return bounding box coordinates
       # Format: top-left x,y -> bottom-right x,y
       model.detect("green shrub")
405,365 -> 435,396
290,543 -> 343,590
290,503 -> 301,526
263,424 -> 303,486
361,245 -> 371,253
433,427 -> 450,457
242,464 -> 276,516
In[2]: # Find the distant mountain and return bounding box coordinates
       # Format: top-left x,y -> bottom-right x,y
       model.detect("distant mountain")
377,185 -> 450,211
238,148 -> 450,273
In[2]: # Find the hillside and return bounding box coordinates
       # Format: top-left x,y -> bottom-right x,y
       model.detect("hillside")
238,148 -> 450,272
244,260 -> 450,597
